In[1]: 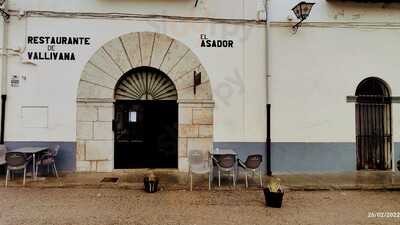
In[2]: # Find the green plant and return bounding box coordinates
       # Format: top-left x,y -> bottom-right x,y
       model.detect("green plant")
267,177 -> 282,193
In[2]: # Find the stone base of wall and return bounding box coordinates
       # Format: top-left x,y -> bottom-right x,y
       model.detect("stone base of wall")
76,99 -> 214,172
178,100 -> 214,172
77,100 -> 114,172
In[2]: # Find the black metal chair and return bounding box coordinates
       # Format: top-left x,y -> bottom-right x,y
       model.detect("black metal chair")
5,152 -> 30,187
212,154 -> 236,187
238,154 -> 263,188
36,145 -> 60,178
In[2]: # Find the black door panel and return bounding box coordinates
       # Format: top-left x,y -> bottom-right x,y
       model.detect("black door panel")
114,100 -> 178,169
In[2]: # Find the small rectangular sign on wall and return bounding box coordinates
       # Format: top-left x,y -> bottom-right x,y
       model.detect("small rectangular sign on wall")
129,111 -> 137,123
21,106 -> 48,128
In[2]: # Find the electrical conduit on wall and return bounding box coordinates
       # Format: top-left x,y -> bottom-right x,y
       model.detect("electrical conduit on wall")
1,0 -> 9,144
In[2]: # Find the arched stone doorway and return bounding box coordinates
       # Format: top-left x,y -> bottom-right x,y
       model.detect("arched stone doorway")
355,77 -> 392,170
114,67 -> 178,169
76,32 -> 214,172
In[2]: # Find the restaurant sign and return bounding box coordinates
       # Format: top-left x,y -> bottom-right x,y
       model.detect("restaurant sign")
200,34 -> 234,48
27,36 -> 91,61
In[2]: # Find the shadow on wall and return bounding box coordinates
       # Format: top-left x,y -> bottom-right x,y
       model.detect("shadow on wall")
271,143 -> 357,173
213,142 -> 360,173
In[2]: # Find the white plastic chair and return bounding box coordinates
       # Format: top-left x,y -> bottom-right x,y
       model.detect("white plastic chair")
0,145 -> 7,176
0,144 -> 6,167
188,149 -> 211,191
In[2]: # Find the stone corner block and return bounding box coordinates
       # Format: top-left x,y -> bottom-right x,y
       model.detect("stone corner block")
179,124 -> 199,138
98,107 -> 114,122
77,106 -> 98,122
193,109 -> 213,125
178,157 -> 189,172
178,138 -> 188,157
199,125 -> 213,138
187,138 -> 213,153
76,160 -> 91,172
93,122 -> 113,140
77,122 -> 93,140
85,141 -> 113,161
178,107 -> 192,124
97,160 -> 114,172
76,141 -> 86,161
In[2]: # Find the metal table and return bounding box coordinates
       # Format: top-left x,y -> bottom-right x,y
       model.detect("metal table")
212,149 -> 237,156
210,149 -> 238,187
8,147 -> 49,180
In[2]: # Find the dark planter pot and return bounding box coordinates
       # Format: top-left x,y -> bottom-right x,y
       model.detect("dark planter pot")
0,164 -> 5,175
144,177 -> 159,193
263,188 -> 284,208
397,160 -> 400,171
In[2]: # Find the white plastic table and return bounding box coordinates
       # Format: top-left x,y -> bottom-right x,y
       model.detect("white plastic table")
8,147 -> 48,180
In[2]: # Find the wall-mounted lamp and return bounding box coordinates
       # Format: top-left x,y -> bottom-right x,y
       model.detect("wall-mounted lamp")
0,0 -> 9,22
0,2 -> 9,22
193,71 -> 201,95
291,1 -> 315,33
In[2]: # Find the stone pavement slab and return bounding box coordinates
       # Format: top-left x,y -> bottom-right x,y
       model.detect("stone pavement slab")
277,171 -> 400,191
1,170 -> 400,191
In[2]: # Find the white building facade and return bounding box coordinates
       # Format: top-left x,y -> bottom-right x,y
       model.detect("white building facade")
0,0 -> 399,173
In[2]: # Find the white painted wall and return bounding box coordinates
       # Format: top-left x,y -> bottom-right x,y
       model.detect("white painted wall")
267,1 -> 400,143
1,0 -> 400,145
10,0 -> 259,20
270,26 -> 400,143
0,18 -> 4,131
4,15 -> 267,142
271,0 -> 400,23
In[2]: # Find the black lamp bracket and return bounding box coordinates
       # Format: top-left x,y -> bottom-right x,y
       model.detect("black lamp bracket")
193,71 -> 202,95
0,9 -> 9,22
292,19 -> 305,34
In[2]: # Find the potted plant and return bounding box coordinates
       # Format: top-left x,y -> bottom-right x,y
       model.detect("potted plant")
144,171 -> 159,193
263,177 -> 284,208
397,160 -> 400,171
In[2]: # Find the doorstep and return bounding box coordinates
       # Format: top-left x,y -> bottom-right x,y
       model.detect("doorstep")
0,171 -> 400,191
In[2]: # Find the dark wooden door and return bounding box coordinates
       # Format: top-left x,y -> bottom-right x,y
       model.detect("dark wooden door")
356,97 -> 392,170
114,100 -> 178,169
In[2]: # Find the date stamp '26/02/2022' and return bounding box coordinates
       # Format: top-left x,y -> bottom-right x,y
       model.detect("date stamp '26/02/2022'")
368,212 -> 400,218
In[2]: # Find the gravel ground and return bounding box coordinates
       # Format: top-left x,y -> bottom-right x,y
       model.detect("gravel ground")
0,188 -> 400,225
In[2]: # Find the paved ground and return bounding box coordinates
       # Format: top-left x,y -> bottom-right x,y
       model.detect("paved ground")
277,171 -> 400,190
1,170 -> 400,191
0,188 -> 400,225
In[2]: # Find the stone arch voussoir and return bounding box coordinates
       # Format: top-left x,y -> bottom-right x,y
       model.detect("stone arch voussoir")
76,32 -> 214,172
